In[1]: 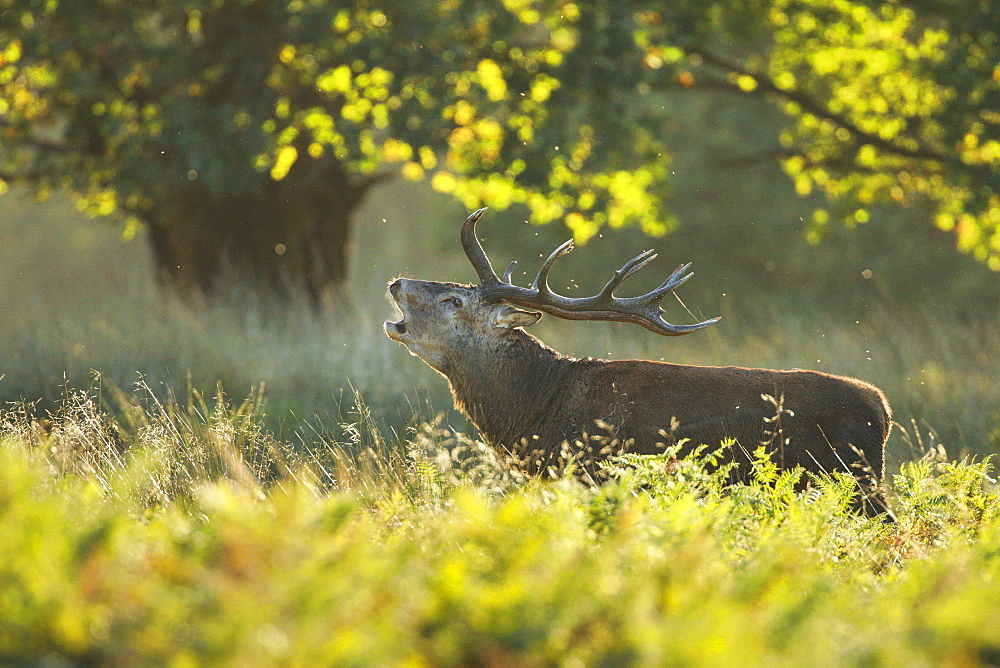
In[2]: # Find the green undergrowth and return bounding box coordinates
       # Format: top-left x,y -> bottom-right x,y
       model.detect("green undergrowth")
1,387 -> 999,665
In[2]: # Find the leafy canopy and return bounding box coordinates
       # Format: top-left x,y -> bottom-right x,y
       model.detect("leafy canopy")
764,0 -> 1000,269
0,0 -> 997,264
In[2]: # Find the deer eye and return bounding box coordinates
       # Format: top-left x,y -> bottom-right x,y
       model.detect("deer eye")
442,296 -> 463,308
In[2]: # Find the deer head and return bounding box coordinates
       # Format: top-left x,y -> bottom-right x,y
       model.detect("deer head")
385,276 -> 542,375
385,208 -> 718,374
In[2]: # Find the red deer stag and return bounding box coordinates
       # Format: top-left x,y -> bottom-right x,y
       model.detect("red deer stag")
385,209 -> 892,515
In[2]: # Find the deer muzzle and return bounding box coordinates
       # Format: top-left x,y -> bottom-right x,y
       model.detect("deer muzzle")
385,279 -> 409,340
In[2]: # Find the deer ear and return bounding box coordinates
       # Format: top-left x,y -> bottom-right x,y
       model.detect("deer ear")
493,305 -> 542,330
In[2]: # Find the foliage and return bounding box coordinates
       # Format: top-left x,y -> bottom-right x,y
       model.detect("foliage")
0,0 -> 996,268
763,0 -> 1000,269
2,387 -> 1000,664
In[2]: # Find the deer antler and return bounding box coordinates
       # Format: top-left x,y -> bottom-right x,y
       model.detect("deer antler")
461,208 -> 720,336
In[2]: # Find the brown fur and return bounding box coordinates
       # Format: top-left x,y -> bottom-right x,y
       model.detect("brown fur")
386,278 -> 892,515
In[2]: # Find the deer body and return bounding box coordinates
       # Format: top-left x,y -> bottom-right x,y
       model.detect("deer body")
386,211 -> 892,515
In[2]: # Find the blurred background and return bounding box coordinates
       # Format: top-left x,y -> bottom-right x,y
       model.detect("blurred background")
1,1 -> 997,468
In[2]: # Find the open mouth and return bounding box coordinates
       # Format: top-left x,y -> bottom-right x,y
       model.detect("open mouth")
385,292 -> 409,340
384,314 -> 408,340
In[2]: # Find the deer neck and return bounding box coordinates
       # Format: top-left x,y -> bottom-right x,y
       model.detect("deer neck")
445,330 -> 570,447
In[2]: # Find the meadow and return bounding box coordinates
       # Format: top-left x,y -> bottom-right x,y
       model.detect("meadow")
2,180 -> 999,663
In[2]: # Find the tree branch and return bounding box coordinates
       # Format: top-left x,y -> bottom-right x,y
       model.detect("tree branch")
679,48 -> 952,165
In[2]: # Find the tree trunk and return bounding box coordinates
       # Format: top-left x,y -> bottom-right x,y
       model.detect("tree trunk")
144,156 -> 371,306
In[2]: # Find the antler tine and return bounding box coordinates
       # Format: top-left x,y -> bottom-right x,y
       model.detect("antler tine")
619,250 -> 659,282
596,249 -> 658,301
461,207 -> 501,284
646,263 -> 695,301
646,314 -> 721,335
531,239 -> 575,293
501,260 -> 517,284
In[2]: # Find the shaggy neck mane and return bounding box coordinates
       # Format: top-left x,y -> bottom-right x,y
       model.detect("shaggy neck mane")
445,329 -> 570,448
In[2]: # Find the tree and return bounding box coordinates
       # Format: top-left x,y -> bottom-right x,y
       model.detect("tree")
1,0 -> 997,304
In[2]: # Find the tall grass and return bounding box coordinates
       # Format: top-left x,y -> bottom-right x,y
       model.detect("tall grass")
0,375 -> 520,508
